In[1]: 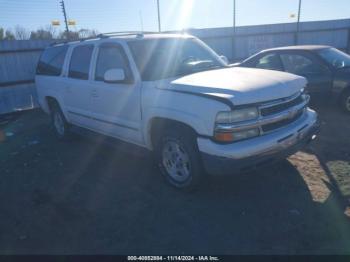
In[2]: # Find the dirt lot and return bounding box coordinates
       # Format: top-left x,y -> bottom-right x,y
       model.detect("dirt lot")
0,103 -> 349,255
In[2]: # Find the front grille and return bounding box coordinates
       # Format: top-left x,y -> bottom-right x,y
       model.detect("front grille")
261,110 -> 303,133
258,92 -> 307,134
260,95 -> 304,116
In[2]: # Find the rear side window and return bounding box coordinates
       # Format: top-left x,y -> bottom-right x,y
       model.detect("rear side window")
280,53 -> 325,75
36,45 -> 68,76
95,44 -> 132,81
68,45 -> 94,80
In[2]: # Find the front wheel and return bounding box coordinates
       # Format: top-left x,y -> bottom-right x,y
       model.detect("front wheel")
155,128 -> 204,191
340,89 -> 350,114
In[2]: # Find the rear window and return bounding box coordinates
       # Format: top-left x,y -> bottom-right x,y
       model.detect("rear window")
68,45 -> 94,80
36,45 -> 68,76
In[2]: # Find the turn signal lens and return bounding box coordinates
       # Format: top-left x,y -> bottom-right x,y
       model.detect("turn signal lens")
214,128 -> 260,143
214,132 -> 234,142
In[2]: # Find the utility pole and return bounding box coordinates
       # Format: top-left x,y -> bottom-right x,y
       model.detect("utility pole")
232,0 -> 236,62
233,0 -> 236,31
296,0 -> 302,45
60,0 -> 69,38
157,0 -> 161,32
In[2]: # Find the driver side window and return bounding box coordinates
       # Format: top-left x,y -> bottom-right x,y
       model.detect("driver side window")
95,44 -> 132,82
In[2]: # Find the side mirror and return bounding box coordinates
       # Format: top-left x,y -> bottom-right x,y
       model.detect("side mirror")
104,68 -> 125,83
220,55 -> 229,65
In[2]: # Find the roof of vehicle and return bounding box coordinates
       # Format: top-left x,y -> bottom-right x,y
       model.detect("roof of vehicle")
50,32 -> 193,47
263,45 -> 331,52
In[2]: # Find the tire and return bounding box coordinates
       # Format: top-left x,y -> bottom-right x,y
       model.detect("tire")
50,102 -> 71,140
340,89 -> 350,114
155,127 -> 204,191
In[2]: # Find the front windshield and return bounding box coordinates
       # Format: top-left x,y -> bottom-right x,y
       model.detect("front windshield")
128,38 -> 226,81
317,47 -> 350,69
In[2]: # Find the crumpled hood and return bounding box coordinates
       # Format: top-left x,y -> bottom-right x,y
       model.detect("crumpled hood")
168,67 -> 307,106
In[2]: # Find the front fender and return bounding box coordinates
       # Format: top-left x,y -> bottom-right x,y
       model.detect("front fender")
143,107 -> 211,150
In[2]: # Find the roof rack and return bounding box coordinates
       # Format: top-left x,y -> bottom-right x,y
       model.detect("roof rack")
49,36 -> 97,46
50,31 -> 176,46
97,31 -> 158,38
49,31 -> 160,46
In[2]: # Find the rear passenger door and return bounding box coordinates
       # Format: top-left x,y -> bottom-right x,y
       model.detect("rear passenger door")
279,51 -> 333,94
89,42 -> 143,144
63,44 -> 95,128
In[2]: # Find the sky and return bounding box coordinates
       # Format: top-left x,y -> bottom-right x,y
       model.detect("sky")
0,0 -> 350,33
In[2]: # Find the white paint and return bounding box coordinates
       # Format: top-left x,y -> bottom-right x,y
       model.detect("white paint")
36,34 -> 312,160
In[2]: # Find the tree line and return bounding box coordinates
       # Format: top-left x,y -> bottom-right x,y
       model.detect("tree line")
0,25 -> 99,40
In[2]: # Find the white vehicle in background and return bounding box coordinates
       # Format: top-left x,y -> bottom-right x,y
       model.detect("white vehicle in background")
35,32 -> 319,190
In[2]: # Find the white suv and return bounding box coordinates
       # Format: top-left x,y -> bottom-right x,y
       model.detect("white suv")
35,32 -> 319,190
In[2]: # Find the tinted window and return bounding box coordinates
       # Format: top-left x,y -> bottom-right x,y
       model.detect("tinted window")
317,48 -> 350,69
281,54 -> 324,75
68,45 -> 94,80
36,45 -> 68,76
95,44 -> 132,81
255,53 -> 282,71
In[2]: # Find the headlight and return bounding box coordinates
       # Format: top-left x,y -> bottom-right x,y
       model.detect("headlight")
216,107 -> 258,124
214,107 -> 259,143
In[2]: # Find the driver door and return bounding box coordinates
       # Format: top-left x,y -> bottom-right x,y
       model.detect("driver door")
89,42 -> 143,144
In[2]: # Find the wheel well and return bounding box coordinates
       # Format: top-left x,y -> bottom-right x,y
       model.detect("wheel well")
150,118 -> 197,149
45,96 -> 59,112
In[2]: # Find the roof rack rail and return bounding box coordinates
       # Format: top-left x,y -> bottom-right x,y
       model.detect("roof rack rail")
97,31 -> 158,38
49,35 -> 100,46
49,31 -> 161,47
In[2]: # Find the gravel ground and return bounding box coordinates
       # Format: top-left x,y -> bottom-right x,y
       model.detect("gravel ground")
0,103 -> 349,255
